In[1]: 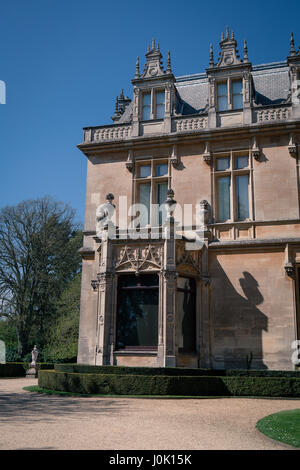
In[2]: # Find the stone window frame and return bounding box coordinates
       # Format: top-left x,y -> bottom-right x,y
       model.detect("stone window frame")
132,157 -> 171,227
140,87 -> 166,121
212,149 -> 254,223
216,76 -> 244,112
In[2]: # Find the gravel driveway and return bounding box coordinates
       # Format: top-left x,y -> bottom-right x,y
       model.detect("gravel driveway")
0,378 -> 299,450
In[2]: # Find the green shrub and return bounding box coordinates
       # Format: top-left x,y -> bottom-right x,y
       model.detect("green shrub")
38,370 -> 300,397
54,363 -> 300,378
0,362 -> 54,377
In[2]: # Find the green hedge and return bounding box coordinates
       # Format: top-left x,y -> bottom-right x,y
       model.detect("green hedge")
54,363 -> 300,378
39,370 -> 300,397
0,362 -> 54,378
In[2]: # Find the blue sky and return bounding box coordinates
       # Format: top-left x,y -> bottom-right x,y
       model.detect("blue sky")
0,0 -> 299,224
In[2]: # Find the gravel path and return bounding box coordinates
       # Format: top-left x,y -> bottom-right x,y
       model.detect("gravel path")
0,378 -> 300,450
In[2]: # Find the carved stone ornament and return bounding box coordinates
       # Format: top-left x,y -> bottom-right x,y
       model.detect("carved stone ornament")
115,244 -> 163,273
126,150 -> 134,172
91,279 -> 99,291
284,262 -> 295,279
170,144 -> 180,168
288,134 -> 297,157
203,141 -> 212,165
96,194 -> 115,236
176,243 -> 201,274
251,136 -> 260,161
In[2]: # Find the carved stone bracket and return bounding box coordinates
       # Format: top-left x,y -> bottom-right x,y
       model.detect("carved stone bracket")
251,136 -> 260,161
203,141 -> 212,165
126,149 -> 134,172
288,134 -> 297,157
284,262 -> 295,279
170,144 -> 180,168
91,279 -> 99,291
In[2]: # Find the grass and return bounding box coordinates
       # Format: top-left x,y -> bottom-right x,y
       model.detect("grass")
257,409 -> 300,448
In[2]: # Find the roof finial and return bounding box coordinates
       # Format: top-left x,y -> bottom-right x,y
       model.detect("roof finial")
221,31 -> 224,41
243,40 -> 249,62
290,32 -> 295,56
166,50 -> 172,74
156,42 -> 160,52
115,96 -> 118,113
226,26 -> 229,39
231,30 -> 235,40
120,89 -> 124,100
135,56 -> 140,78
147,44 -> 150,53
152,38 -> 155,50
209,43 -> 214,67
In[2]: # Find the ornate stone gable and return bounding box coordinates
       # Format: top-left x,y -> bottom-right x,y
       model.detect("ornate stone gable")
176,242 -> 201,275
114,243 -> 163,273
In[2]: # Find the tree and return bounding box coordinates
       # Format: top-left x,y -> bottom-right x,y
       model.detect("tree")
43,273 -> 81,362
0,196 -> 82,357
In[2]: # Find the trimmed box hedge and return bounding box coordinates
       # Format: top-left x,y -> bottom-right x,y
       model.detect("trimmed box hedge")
54,363 -> 300,378
0,362 -> 54,378
39,369 -> 300,397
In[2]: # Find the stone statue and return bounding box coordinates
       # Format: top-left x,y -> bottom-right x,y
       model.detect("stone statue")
96,193 -> 115,237
26,345 -> 39,379
31,345 -> 38,366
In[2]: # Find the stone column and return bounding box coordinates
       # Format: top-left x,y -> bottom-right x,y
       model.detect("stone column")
162,189 -> 177,367
95,225 -> 115,365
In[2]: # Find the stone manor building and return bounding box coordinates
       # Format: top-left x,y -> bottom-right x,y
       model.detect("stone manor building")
77,30 -> 300,370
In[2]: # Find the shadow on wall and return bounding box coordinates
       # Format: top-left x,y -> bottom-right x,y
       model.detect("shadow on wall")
210,260 -> 268,370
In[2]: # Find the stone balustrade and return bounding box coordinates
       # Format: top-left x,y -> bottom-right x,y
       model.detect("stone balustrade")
255,107 -> 291,123
175,117 -> 208,132
84,125 -> 132,142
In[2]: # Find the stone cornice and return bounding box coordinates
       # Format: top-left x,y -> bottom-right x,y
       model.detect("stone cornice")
78,119 -> 300,156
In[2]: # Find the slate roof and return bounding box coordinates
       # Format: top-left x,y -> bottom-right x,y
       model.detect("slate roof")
115,61 -> 290,123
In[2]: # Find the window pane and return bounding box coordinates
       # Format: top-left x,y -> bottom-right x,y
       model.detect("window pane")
156,163 -> 168,176
116,274 -> 158,349
156,91 -> 165,104
142,93 -> 151,105
142,93 -> 151,120
217,83 -> 227,96
156,104 -> 165,119
235,156 -> 249,169
233,93 -> 243,109
157,181 -> 168,225
232,80 -> 242,94
156,91 -> 165,119
139,183 -> 151,226
236,175 -> 249,220
217,96 -> 228,111
232,80 -> 243,109
216,157 -> 230,171
218,176 -> 231,222
139,165 -> 151,177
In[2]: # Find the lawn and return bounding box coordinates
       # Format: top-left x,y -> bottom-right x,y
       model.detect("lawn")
257,409 -> 300,448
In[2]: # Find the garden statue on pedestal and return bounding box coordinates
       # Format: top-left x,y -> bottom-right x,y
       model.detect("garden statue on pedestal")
26,345 -> 39,378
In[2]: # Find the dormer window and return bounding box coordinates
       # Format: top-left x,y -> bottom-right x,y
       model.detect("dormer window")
217,78 -> 243,111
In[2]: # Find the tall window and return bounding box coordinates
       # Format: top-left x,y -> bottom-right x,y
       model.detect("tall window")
214,152 -> 251,222
232,80 -> 243,109
134,160 -> 170,226
116,274 -> 159,350
142,93 -> 151,120
141,89 -> 165,120
217,82 -> 228,111
155,91 -> 165,119
217,79 -> 243,111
